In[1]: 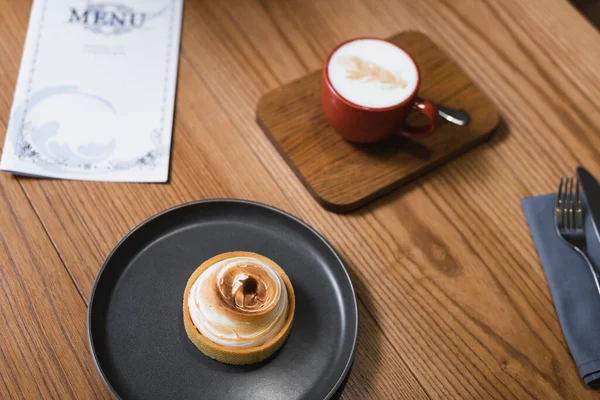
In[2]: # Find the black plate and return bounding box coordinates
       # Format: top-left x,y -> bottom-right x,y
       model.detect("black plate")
88,199 -> 358,400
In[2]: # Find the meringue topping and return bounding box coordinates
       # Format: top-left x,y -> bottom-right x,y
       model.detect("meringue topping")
187,256 -> 289,348
216,263 -> 276,314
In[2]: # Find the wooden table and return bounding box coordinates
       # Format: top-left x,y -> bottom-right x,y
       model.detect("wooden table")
1,0 -> 599,398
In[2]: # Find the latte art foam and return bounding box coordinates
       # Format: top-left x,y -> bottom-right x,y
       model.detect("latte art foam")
187,256 -> 289,348
327,39 -> 419,109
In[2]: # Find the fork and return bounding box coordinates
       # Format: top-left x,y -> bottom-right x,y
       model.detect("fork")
555,176 -> 600,295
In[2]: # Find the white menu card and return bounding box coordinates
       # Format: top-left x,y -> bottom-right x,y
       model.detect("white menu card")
0,0 -> 183,182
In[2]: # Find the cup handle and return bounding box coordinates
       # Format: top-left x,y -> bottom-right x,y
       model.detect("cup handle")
398,97 -> 439,139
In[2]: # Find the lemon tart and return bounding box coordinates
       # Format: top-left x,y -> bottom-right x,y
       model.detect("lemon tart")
183,251 -> 295,365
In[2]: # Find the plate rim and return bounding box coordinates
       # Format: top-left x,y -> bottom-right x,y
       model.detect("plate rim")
87,198 -> 359,400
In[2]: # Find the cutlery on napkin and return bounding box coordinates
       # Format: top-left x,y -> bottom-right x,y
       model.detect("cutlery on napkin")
522,168 -> 600,387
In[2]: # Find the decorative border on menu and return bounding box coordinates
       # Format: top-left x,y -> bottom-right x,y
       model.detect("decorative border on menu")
14,0 -> 178,173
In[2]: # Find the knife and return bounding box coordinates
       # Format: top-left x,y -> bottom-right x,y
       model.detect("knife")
577,166 -> 600,244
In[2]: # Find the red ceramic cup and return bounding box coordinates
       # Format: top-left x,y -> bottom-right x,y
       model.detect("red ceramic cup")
322,37 -> 439,143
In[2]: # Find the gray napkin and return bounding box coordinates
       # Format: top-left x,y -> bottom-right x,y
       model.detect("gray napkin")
522,193 -> 600,386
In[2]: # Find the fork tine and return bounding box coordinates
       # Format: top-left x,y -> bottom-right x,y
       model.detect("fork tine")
568,177 -> 575,231
563,177 -> 570,231
565,177 -> 573,231
556,177 -> 564,230
576,177 -> 584,230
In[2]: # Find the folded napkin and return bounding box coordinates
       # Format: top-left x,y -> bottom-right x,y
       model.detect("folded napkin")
522,194 -> 600,386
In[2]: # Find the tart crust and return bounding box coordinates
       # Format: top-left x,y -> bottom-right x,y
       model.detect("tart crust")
183,251 -> 295,365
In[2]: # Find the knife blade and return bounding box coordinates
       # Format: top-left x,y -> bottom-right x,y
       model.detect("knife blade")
577,166 -> 600,243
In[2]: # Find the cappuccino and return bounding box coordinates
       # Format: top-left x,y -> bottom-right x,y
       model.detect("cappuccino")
327,39 -> 419,109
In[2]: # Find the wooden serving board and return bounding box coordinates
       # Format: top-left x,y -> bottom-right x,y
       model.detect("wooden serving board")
257,31 -> 500,212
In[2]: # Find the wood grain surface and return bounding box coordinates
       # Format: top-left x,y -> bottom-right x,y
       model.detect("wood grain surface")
0,147 -> 110,399
257,31 -> 499,212
1,0 -> 600,398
